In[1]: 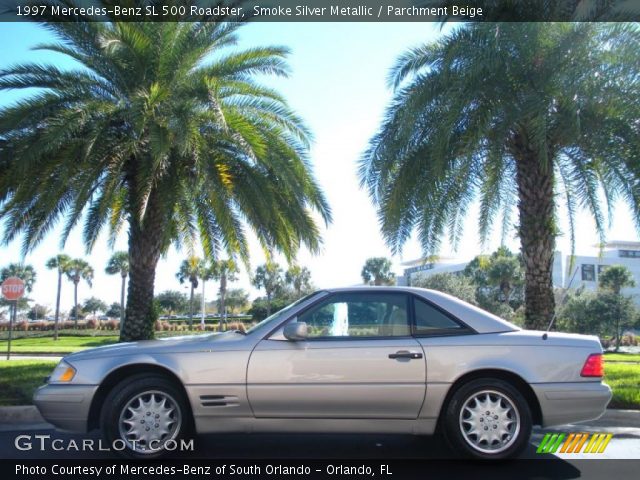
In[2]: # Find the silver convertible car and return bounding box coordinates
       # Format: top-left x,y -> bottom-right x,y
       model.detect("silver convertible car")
34,287 -> 611,459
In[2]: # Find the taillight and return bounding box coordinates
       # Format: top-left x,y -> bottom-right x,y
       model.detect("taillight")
580,353 -> 604,377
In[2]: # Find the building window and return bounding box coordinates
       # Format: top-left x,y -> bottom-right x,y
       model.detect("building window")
582,264 -> 595,282
619,250 -> 640,258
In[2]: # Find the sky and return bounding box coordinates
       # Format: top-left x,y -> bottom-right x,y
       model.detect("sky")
0,21 -> 638,314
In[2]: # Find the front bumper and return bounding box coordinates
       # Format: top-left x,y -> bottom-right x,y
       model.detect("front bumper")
531,381 -> 612,427
33,384 -> 98,433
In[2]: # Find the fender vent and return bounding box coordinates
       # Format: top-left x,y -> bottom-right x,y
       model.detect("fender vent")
200,395 -> 239,407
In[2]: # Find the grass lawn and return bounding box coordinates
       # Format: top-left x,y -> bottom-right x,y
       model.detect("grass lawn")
604,353 -> 640,363
0,360 -> 57,406
0,336 -> 119,353
605,362 -> 640,409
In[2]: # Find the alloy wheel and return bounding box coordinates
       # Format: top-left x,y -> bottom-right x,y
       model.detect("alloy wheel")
118,390 -> 182,454
458,389 -> 520,454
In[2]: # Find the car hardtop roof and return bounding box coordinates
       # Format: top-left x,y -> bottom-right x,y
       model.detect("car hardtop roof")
319,286 -> 519,333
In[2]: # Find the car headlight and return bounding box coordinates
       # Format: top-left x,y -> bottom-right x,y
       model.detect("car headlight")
49,360 -> 76,383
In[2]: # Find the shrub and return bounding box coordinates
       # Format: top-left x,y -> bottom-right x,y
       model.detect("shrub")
154,321 -> 173,331
15,320 -> 29,331
226,321 -> 246,333
30,321 -> 50,331
105,319 -> 120,331
86,318 -> 99,329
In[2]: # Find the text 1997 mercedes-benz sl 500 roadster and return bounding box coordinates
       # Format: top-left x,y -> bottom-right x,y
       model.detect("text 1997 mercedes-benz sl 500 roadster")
34,287 -> 611,459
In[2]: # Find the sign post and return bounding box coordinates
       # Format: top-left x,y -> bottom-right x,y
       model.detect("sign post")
2,277 -> 25,360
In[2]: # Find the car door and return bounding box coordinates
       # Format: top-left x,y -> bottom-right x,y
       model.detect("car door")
246,291 -> 426,418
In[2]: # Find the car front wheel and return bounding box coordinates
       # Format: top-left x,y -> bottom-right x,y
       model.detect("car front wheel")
101,374 -> 190,458
443,378 -> 532,459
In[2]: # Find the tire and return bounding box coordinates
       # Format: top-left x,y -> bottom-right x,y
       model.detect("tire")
442,378 -> 532,460
100,373 -> 192,459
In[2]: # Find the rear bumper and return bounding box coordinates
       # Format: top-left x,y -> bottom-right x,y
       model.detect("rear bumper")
531,381 -> 612,427
33,384 -> 98,433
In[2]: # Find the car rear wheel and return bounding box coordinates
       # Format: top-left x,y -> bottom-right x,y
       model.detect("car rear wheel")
443,378 -> 532,459
101,374 -> 191,458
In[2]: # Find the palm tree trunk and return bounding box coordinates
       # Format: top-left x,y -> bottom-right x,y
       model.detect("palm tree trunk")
513,139 -> 556,330
189,284 -> 194,330
73,282 -> 78,328
201,279 -> 205,328
615,300 -> 621,352
266,291 -> 272,317
120,273 -> 126,329
120,188 -> 165,342
220,274 -> 227,331
54,270 -> 62,341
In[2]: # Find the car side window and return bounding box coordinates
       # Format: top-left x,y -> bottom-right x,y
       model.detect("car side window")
297,292 -> 410,338
414,297 -> 463,334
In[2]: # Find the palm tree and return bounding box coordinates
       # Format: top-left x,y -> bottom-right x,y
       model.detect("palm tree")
0,16 -> 331,341
84,296 -> 108,318
65,259 -> 94,327
177,257 -> 203,330
599,265 -> 636,296
599,264 -> 636,351
285,265 -> 312,297
252,263 -> 284,317
224,288 -> 250,315
105,252 -> 129,328
360,23 -> 640,329
198,262 -> 216,329
210,259 -> 239,330
486,249 -> 524,306
361,257 -> 395,286
45,254 -> 71,340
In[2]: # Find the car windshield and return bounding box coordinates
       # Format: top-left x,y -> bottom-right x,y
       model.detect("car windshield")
245,291 -> 324,334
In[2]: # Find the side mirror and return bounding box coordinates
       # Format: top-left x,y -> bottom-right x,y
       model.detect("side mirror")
283,322 -> 308,341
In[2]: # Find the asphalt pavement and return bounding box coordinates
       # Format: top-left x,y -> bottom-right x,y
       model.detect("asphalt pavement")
1,409 -> 638,480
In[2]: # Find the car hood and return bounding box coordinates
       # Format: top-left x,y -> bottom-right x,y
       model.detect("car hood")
65,331 -> 242,360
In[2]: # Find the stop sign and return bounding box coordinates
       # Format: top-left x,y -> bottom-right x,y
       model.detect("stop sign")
1,277 -> 25,301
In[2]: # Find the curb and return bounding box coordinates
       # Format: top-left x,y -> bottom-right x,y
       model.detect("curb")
0,406 -> 45,425
589,409 -> 640,428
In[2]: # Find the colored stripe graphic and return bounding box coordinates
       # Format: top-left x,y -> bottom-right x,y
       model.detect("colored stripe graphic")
559,433 -> 575,453
549,433 -> 566,453
536,433 -> 553,453
597,434 -> 613,453
537,433 -> 566,453
566,433 -> 585,453
537,432 -> 613,454
574,433 -> 590,453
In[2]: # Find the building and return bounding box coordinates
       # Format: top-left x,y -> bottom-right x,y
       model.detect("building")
564,241 -> 640,299
396,256 -> 471,286
398,241 -> 640,303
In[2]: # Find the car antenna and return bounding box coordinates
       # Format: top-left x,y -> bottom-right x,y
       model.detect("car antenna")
543,264 -> 579,340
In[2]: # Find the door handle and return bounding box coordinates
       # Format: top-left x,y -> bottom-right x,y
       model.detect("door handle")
388,350 -> 423,360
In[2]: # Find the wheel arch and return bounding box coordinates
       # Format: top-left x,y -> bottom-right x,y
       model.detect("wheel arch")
437,368 -> 543,429
87,363 -> 193,431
